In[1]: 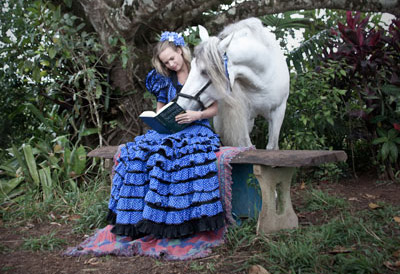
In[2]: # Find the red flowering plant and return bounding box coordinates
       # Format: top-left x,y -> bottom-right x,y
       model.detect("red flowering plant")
324,11 -> 400,180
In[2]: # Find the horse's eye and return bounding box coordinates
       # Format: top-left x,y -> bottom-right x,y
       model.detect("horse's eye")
200,70 -> 207,77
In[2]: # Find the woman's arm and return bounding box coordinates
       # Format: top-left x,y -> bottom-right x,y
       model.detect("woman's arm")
156,102 -> 166,112
175,101 -> 218,124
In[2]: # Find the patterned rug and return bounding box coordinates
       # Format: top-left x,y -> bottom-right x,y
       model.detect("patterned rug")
64,146 -> 254,260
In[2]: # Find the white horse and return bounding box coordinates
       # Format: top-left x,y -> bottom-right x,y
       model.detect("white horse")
176,18 -> 289,150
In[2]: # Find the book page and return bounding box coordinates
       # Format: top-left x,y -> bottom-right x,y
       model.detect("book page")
139,111 -> 156,118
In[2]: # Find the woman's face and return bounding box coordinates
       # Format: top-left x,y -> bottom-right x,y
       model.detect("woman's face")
158,47 -> 185,72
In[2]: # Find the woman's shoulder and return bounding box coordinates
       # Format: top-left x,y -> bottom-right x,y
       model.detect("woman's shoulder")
145,69 -> 174,103
145,69 -> 171,92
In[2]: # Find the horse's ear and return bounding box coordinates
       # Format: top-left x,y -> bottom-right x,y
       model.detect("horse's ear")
218,33 -> 234,52
198,25 -> 209,41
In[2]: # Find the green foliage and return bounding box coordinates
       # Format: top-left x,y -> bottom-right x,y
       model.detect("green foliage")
280,60 -> 347,151
260,10 -> 315,48
373,128 -> 400,163
1,190 -> 53,223
288,29 -> 332,73
0,1 -> 41,147
260,10 -> 339,72
0,0 -> 114,207
323,12 -> 400,179
0,132 -> 89,204
282,10 -> 387,73
0,0 -> 108,150
1,169 -> 110,228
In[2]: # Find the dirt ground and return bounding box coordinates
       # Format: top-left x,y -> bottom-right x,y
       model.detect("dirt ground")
1,174 -> 400,274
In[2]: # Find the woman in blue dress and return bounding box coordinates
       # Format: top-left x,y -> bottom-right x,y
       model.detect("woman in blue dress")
107,31 -> 224,239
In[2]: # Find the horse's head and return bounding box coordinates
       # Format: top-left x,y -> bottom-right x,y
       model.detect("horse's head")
175,55 -> 216,111
176,26 -> 235,111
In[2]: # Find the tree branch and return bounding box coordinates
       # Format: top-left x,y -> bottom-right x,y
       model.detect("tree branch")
205,0 -> 400,29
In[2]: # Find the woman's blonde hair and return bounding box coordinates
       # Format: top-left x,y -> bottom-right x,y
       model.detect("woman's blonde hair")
151,41 -> 191,77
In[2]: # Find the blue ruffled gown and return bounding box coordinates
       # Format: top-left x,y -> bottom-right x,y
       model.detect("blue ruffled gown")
107,69 -> 224,239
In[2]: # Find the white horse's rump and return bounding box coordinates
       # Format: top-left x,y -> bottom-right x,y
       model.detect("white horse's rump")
176,18 -> 290,150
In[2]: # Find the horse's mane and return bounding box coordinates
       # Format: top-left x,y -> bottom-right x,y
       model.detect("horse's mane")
194,37 -> 228,101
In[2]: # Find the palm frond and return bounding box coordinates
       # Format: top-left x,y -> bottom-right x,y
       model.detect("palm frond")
260,13 -> 313,30
287,29 -> 333,73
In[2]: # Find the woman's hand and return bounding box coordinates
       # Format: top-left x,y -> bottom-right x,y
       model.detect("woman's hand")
175,101 -> 218,124
175,110 -> 202,124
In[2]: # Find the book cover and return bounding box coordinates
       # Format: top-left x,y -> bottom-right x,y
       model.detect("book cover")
139,101 -> 188,134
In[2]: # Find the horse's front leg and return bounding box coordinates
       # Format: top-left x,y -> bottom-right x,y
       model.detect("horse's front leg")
266,103 -> 286,150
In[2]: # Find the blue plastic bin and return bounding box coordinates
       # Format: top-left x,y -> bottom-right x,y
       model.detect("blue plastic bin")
230,164 -> 262,221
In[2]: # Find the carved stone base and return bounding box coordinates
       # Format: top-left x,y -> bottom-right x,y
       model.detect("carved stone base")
253,165 -> 298,234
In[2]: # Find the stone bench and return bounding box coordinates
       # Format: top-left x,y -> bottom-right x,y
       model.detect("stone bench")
88,147 -> 347,234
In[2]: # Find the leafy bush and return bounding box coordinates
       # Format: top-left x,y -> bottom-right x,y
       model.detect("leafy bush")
324,11 -> 400,179
281,61 -> 348,151
0,0 -> 110,150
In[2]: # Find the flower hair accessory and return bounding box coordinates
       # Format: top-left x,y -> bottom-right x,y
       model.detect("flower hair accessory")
160,31 -> 185,46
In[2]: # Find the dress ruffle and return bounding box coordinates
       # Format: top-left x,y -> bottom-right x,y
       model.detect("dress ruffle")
136,212 -> 225,239
108,209 -> 225,239
108,122 -> 224,239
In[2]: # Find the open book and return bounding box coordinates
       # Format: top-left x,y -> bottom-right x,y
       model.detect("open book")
139,101 -> 188,134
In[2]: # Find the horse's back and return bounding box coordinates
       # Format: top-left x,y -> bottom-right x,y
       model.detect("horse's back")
219,18 -> 278,50
221,18 -> 288,88
219,17 -> 263,39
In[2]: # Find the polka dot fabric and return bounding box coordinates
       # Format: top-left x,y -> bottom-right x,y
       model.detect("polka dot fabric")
106,70 -> 224,239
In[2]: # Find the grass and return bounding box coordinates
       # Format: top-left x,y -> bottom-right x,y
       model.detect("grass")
69,179 -> 109,234
22,231 -> 67,251
0,243 -> 11,254
302,188 -> 348,212
218,191 -> 400,274
1,176 -> 399,273
1,170 -> 109,224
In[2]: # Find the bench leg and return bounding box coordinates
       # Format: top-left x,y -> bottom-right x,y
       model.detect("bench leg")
253,165 -> 298,234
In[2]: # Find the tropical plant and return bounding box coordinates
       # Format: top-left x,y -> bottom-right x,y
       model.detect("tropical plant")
0,103 -> 94,204
323,11 -> 400,180
0,135 -> 88,204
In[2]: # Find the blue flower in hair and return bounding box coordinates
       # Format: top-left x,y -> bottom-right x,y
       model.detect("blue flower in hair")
160,31 -> 185,46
